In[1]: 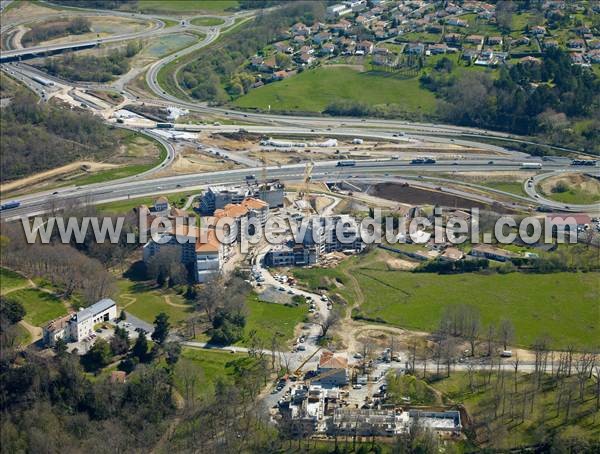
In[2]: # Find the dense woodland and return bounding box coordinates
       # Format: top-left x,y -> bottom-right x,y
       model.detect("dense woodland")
429,49 -> 600,153
0,90 -> 121,181
40,41 -> 142,82
22,17 -> 91,46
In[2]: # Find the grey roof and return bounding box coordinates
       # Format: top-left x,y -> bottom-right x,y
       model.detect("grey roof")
75,298 -> 116,323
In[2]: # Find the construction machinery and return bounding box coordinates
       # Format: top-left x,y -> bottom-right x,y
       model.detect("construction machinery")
293,346 -> 322,378
297,161 -> 314,212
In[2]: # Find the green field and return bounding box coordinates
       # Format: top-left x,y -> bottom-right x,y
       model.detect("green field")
190,17 -> 225,26
141,33 -> 199,59
97,190 -> 197,213
9,289 -> 68,327
133,1 -> 238,14
174,347 -> 246,398
540,186 -> 600,205
0,268 -> 28,293
233,66 -> 437,115
294,251 -> 599,349
117,278 -> 193,324
480,180 -> 527,197
241,295 -> 307,346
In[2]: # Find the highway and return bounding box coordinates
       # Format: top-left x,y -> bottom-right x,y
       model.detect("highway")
1,2 -> 598,221
3,157 -> 598,221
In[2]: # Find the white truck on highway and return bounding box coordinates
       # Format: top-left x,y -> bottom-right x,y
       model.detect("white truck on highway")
520,162 -> 542,169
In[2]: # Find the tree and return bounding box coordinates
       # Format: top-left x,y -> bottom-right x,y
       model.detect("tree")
54,337 -> 68,356
152,312 -> 170,345
146,248 -> 187,287
119,310 -> 127,321
110,326 -> 130,355
275,52 -> 291,68
165,342 -> 182,369
195,275 -> 224,322
82,338 -> 112,372
498,319 -> 515,351
319,307 -> 341,338
0,297 -> 25,326
132,332 -> 149,362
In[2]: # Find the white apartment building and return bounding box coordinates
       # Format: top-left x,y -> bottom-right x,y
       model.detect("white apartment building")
43,298 -> 117,345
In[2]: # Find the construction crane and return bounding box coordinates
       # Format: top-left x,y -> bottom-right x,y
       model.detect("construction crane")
260,156 -> 268,190
297,161 -> 314,212
293,346 -> 322,378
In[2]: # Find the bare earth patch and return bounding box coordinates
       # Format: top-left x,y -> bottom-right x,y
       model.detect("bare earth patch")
1,161 -> 117,194
540,172 -> 600,201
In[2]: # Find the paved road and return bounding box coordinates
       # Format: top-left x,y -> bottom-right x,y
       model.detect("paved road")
524,170 -> 600,211
4,158 -> 599,221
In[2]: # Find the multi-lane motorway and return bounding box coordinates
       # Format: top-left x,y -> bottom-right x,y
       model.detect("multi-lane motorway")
1,2 -> 598,220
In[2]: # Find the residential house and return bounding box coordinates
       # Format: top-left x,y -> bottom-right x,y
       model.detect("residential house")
429,43 -> 448,54
543,39 -> 559,48
470,244 -> 517,262
406,42 -> 425,54
440,247 -> 464,262
487,36 -> 503,46
587,40 -> 600,50
475,49 -> 496,65
313,32 -> 331,45
446,17 -> 468,27
330,19 -> 352,33
520,56 -> 542,64
357,40 -> 374,54
291,23 -> 311,36
589,49 -> 600,63
444,33 -> 462,44
465,34 -> 485,48
299,52 -> 315,64
567,39 -> 585,50
321,42 -> 336,55
530,25 -> 546,36
300,45 -> 314,55
293,35 -> 307,45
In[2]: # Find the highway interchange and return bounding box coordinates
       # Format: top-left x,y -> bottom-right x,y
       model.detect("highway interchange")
0,1 -> 598,221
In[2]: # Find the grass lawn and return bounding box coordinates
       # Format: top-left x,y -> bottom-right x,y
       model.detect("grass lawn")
174,347 -> 246,398
433,372 -> 600,450
539,186 -> 600,205
294,251 -> 599,349
9,289 -> 68,327
233,66 -> 437,115
117,278 -> 193,324
132,1 -> 238,14
240,295 -> 307,346
15,323 -> 32,346
190,17 -> 225,26
479,180 -> 527,197
96,190 -> 196,214
0,268 -> 28,293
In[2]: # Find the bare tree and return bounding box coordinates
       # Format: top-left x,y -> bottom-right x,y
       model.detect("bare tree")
319,307 -> 341,338
485,323 -> 496,357
498,319 -> 515,351
195,274 -> 224,322
464,308 -> 481,356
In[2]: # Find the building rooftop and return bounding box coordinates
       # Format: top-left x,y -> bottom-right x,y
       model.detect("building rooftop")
75,298 -> 116,323
319,350 -> 348,369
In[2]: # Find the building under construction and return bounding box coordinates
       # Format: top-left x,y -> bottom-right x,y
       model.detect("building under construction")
198,179 -> 284,215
